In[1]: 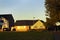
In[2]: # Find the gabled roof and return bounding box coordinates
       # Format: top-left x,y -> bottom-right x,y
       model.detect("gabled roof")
14,20 -> 44,26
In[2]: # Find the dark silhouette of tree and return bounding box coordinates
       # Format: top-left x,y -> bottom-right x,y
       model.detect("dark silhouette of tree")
45,0 -> 60,31
45,0 -> 60,26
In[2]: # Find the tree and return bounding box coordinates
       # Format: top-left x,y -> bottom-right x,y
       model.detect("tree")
45,0 -> 60,26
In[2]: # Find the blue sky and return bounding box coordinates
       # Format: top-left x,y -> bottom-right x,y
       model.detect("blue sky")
0,0 -> 46,21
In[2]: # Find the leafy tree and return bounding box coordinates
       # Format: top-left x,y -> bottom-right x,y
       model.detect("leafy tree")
45,0 -> 60,26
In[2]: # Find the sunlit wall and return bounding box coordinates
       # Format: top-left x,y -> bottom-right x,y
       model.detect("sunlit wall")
11,26 -> 29,32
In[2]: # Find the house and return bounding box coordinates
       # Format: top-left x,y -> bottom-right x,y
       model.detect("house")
11,19 -> 46,32
0,14 -> 14,31
31,20 -> 45,30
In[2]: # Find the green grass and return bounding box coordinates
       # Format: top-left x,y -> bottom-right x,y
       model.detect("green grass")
0,31 -> 54,40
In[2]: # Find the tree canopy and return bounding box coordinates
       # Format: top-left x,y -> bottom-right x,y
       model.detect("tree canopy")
45,0 -> 60,26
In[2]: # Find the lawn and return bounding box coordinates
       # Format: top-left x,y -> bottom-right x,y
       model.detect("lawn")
0,31 -> 54,40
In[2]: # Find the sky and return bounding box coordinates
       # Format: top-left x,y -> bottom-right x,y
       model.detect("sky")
0,0 -> 46,21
